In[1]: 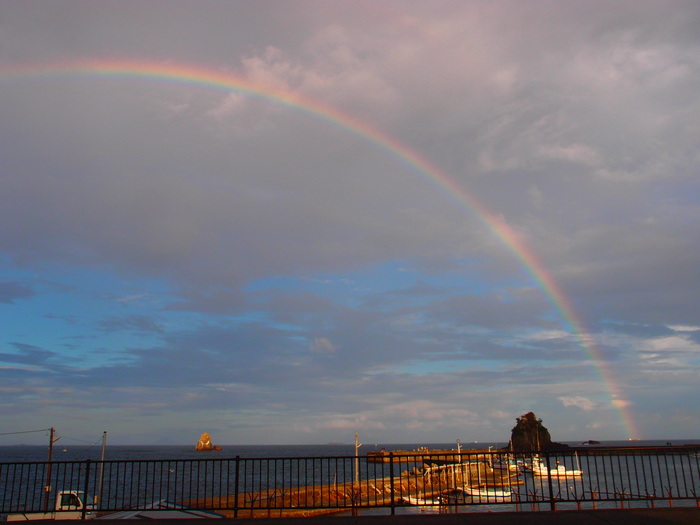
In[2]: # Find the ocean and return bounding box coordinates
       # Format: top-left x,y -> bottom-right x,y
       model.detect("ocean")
2,439 -> 699,463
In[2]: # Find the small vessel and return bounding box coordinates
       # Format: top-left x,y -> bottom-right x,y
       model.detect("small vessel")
531,454 -> 583,477
461,486 -> 515,503
400,495 -> 441,506
532,464 -> 583,477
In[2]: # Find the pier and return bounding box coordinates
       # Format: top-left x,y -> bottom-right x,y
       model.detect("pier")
185,459 -> 517,518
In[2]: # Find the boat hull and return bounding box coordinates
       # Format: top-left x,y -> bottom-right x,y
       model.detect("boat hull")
461,487 -> 514,503
532,465 -> 583,477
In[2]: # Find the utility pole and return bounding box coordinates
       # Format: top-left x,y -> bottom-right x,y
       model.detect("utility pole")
43,428 -> 60,511
97,431 -> 107,505
352,433 -> 363,517
354,432 -> 362,485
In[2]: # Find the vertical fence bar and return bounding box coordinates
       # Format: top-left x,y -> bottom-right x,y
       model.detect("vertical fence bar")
127,461 -> 134,510
675,451 -> 686,501
662,452 -> 671,505
647,453 -> 657,505
233,456 -> 240,518
689,451 -> 698,499
81,460 -> 91,520
389,452 -> 395,515
542,451 -> 555,511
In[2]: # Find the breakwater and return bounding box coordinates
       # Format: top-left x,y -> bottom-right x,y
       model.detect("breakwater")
186,460 -> 519,518
367,443 -> 700,461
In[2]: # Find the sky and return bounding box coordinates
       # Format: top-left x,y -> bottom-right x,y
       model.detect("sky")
1,0 -> 700,446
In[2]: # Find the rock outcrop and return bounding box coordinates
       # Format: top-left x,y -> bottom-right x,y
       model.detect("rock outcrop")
509,412 -> 569,451
195,432 -> 221,451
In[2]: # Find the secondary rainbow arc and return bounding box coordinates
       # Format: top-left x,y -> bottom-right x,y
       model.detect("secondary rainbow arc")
0,59 -> 640,439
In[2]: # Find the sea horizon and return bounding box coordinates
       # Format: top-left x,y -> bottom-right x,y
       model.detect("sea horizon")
2,438 -> 699,463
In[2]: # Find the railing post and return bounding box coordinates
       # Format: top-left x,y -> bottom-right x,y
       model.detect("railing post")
233,456 -> 240,519
389,452 -> 395,515
81,460 -> 91,520
544,451 -> 556,511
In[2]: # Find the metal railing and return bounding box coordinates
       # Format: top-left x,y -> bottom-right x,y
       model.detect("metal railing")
1,448 -> 699,518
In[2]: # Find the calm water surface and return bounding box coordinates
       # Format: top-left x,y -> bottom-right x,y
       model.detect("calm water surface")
2,440 -> 699,462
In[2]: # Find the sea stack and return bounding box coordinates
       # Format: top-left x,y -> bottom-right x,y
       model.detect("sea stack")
195,432 -> 221,451
509,412 -> 569,451
510,412 -> 552,451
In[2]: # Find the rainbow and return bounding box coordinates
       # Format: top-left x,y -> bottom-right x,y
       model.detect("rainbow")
0,59 -> 640,439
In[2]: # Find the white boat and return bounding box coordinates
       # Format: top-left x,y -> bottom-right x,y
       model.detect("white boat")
400,495 -> 441,508
461,486 -> 515,503
532,463 -> 582,477
531,455 -> 583,477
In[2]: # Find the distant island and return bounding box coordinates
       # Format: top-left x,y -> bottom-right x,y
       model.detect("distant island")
195,432 -> 222,452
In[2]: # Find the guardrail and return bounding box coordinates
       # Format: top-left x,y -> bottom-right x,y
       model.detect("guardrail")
2,448 -> 699,518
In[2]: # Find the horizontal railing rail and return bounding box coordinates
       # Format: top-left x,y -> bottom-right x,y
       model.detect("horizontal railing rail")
1,448 -> 699,518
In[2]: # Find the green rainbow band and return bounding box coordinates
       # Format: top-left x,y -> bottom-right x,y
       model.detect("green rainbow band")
1,59 -> 640,439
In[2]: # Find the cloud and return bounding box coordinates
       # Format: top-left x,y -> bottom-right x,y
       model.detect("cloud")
612,399 -> 633,410
667,325 -> 700,332
99,315 -> 165,334
1,1 -> 700,444
309,337 -> 337,354
0,282 -> 34,303
643,335 -> 700,354
559,396 -> 596,411
538,143 -> 601,167
117,294 -> 149,304
1,343 -> 56,366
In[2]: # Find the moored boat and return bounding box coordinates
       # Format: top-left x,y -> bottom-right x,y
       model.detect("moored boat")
531,456 -> 583,477
400,495 -> 441,506
460,486 -> 515,503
